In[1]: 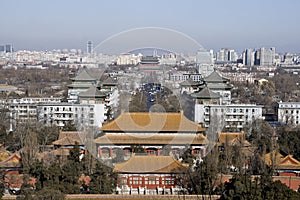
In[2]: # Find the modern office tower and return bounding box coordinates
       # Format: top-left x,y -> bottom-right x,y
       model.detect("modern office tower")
196,48 -> 214,77
243,48 -> 254,66
0,45 -> 5,52
87,41 -> 93,54
5,44 -> 13,53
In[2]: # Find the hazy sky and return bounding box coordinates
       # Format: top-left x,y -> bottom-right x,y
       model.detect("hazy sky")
1,0 -> 300,53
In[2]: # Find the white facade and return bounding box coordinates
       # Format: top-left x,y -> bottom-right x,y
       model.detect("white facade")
4,97 -> 107,129
196,49 -> 214,77
160,53 -> 177,65
117,54 -> 140,65
212,89 -> 231,105
6,97 -> 62,104
259,47 -> 275,66
169,72 -> 202,82
37,103 -> 106,128
195,104 -> 263,130
276,102 -> 300,126
10,104 -> 38,124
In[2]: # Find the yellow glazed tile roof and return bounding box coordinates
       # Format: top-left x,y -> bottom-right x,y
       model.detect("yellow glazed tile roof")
113,156 -> 188,173
94,133 -> 208,145
265,151 -> 300,170
100,112 -> 205,133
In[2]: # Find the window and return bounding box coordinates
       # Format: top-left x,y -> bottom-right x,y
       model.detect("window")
131,177 -> 142,185
149,177 -> 156,185
165,177 -> 174,185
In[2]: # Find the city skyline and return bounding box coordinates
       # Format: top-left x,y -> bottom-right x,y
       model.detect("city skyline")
1,0 -> 300,53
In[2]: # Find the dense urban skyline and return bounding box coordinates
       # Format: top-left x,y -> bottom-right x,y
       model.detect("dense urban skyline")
1,0 -> 300,53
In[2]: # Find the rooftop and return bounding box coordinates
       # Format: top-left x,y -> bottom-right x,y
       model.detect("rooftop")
100,111 -> 205,133
265,151 -> 300,170
204,71 -> 229,83
179,78 -> 202,87
191,86 -> 221,99
70,69 -> 96,81
94,133 -> 208,145
78,85 -> 107,98
113,156 -> 188,174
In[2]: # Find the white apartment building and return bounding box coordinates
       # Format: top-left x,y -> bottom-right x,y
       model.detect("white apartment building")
275,102 -> 300,126
195,104 -> 263,131
6,97 -> 62,104
116,54 -> 140,65
6,97 -> 63,131
169,72 -> 202,82
9,103 -> 38,124
5,94 -> 112,129
37,103 -> 106,128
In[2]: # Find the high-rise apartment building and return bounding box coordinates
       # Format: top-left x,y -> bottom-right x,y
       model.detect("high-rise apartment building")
87,41 -> 93,54
0,45 -> 5,52
216,48 -> 238,62
0,44 -> 13,53
5,44 -> 13,53
196,48 -> 214,77
258,47 -> 275,66
243,48 -> 254,66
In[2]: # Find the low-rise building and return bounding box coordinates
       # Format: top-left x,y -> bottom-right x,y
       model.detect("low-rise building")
195,103 -> 263,131
275,102 -> 300,126
114,156 -> 188,195
37,103 -> 106,128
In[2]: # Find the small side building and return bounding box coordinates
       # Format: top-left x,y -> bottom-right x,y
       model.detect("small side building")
113,155 -> 188,195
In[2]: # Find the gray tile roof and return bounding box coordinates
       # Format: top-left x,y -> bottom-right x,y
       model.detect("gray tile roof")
78,85 -> 107,98
204,71 -> 229,83
191,86 -> 221,99
101,76 -> 118,86
70,69 -> 96,81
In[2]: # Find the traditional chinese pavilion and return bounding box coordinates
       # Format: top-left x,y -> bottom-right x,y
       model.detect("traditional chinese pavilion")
94,111 -> 208,159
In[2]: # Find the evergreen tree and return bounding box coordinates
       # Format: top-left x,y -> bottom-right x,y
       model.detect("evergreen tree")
59,142 -> 83,194
220,173 -> 300,200
88,159 -> 117,194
